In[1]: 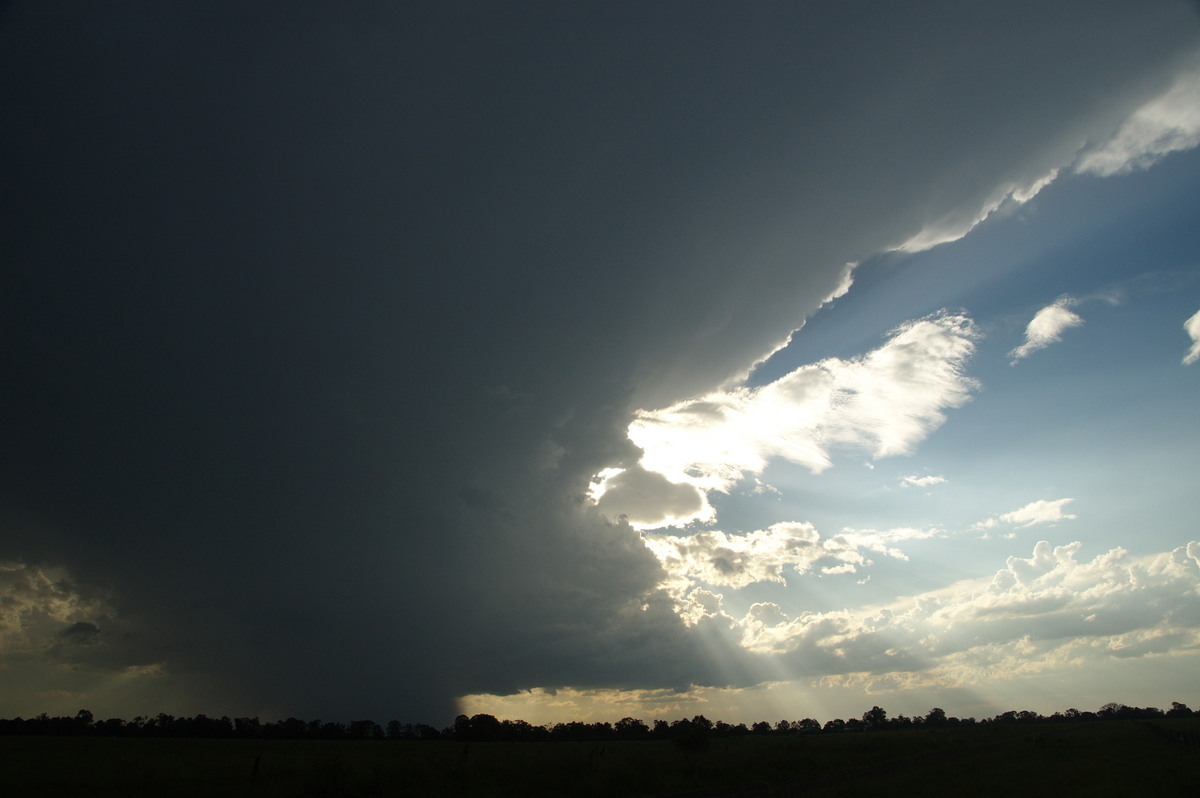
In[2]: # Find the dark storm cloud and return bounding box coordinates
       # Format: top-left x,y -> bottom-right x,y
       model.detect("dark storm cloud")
3,2 -> 1197,721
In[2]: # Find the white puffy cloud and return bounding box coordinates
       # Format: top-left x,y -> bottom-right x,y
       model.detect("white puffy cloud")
607,312 -> 978,528
1183,309 -> 1200,365
1075,61 -> 1200,177
1009,298 -> 1085,362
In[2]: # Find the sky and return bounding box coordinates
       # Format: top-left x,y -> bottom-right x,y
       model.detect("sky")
3,1 -> 1199,727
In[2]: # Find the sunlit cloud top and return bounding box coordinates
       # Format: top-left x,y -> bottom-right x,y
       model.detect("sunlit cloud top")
595,312 -> 978,529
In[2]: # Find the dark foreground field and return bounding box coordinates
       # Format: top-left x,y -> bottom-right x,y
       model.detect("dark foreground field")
3,718 -> 1198,796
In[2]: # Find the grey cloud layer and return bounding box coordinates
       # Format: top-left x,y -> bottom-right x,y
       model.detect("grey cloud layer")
2,1 -> 1198,720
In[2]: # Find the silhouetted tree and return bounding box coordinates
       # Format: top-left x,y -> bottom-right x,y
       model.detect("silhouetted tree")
670,717 -> 711,752
615,717 -> 649,740
1167,702 -> 1194,718
862,706 -> 887,730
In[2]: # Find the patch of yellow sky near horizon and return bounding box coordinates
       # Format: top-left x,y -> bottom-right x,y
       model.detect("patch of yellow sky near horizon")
457,647 -> 1200,727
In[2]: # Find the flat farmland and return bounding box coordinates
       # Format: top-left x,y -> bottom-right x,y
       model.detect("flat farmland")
2,719 -> 1198,796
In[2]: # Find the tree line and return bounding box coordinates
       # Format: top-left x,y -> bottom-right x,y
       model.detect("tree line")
0,701 -> 1192,743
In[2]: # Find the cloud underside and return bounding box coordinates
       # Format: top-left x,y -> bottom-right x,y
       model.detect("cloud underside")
1075,60 -> 1200,177
594,312 -> 978,529
898,58 -> 1200,254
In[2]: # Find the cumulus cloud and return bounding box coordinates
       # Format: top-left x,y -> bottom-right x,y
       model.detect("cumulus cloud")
1183,309 -> 1200,365
606,312 -> 978,528
642,523 -> 943,605
739,541 -> 1200,680
643,523 -> 868,590
1075,60 -> 1200,177
643,523 -> 827,590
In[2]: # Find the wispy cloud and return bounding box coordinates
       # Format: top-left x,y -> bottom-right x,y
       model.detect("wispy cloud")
973,498 -> 1078,531
901,474 -> 946,488
895,169 -> 1060,254
1000,498 -> 1078,528
595,312 -> 978,529
1183,309 -> 1200,365
1009,298 -> 1085,363
1075,61 -> 1200,177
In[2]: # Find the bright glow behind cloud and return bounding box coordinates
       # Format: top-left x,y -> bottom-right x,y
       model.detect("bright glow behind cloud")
596,312 -> 978,529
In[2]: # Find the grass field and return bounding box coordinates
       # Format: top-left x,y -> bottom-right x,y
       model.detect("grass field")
2,718 -> 1197,796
